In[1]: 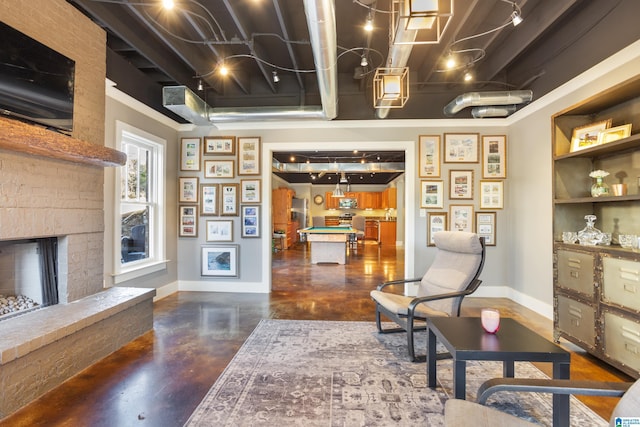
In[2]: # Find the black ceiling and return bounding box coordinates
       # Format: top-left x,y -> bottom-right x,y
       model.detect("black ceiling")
272,150 -> 405,185
66,0 -> 640,122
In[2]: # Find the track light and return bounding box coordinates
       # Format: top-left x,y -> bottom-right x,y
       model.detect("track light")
197,79 -> 203,91
360,55 -> 368,67
219,63 -> 229,76
511,10 -> 523,26
162,0 -> 174,10
272,70 -> 280,83
364,13 -> 373,32
463,70 -> 473,81
445,54 -> 456,69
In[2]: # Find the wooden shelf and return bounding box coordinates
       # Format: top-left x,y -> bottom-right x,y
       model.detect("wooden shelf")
554,194 -> 640,204
554,133 -> 640,161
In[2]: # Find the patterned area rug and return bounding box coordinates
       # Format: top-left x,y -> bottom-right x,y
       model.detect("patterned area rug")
185,319 -> 607,426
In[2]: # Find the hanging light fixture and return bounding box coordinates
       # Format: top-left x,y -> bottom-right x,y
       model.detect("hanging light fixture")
391,0 -> 454,45
511,9 -> 523,26
405,0 -> 438,30
332,182 -> 345,198
373,67 -> 409,108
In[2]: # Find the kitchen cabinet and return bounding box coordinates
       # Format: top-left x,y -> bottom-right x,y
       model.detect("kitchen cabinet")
272,187 -> 296,249
378,221 -> 396,245
552,75 -> 640,377
381,187 -> 397,209
360,192 -> 380,209
324,192 -> 339,209
365,219 -> 378,241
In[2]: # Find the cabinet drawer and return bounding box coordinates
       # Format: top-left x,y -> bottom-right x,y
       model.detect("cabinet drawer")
556,250 -> 595,296
556,295 -> 595,346
604,312 -> 640,373
602,257 -> 640,312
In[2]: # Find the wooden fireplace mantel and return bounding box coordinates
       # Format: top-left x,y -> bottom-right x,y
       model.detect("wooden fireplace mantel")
0,116 -> 126,167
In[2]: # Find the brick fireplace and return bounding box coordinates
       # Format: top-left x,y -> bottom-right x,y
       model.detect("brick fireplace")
0,0 -> 155,418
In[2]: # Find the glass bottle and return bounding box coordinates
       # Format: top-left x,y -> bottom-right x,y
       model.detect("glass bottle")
577,214 -> 603,246
591,176 -> 610,197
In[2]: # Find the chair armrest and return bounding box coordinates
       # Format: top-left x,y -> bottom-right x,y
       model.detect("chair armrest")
477,377 -> 632,404
377,277 -> 422,291
407,279 -> 482,314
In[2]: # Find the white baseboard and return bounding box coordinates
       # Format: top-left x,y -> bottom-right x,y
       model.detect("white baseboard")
153,281 -> 179,301
472,286 -> 553,320
178,280 -> 270,293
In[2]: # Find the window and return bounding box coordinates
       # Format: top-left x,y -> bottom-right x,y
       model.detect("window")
114,122 -> 166,282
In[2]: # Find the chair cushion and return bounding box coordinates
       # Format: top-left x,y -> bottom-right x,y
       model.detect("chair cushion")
418,231 -> 482,315
610,378 -> 640,425
370,290 -> 449,318
433,231 -> 483,254
444,399 -> 537,427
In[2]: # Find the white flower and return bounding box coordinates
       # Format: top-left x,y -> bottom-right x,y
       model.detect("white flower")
589,170 -> 609,178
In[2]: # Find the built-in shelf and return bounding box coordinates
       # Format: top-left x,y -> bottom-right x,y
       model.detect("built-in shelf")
554,133 -> 640,161
0,116 -> 126,168
554,194 -> 640,204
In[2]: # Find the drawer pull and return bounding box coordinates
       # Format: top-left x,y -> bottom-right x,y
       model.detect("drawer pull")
623,283 -> 638,294
620,272 -> 640,282
570,271 -> 579,279
570,319 -> 581,327
624,343 -> 639,355
622,325 -> 640,338
568,306 -> 583,319
567,258 -> 581,268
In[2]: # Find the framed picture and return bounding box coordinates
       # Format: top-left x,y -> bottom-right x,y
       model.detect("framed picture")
427,212 -> 447,246
570,119 -> 612,152
449,170 -> 474,199
475,212 -> 496,246
180,137 -> 201,171
204,160 -> 235,178
200,183 -> 218,216
204,136 -> 236,155
201,245 -> 239,277
178,177 -> 199,203
420,180 -> 444,209
444,133 -> 479,163
482,135 -> 507,179
597,124 -> 632,145
241,205 -> 260,238
479,180 -> 504,209
238,136 -> 261,175
220,183 -> 239,216
241,179 -> 262,203
449,204 -> 474,233
418,135 -> 441,177
179,205 -> 198,237
206,220 -> 233,242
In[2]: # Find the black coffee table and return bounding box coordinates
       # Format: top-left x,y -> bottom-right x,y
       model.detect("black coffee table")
427,317 -> 570,427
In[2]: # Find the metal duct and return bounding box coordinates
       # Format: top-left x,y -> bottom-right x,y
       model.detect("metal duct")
375,19 -> 418,119
162,0 -> 337,123
443,90 -> 533,117
471,105 -> 517,118
303,0 -> 338,120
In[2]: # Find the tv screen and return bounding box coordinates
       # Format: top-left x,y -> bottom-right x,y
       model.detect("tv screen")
0,21 -> 75,133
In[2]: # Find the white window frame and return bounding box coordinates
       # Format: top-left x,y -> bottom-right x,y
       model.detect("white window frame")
113,121 -> 167,283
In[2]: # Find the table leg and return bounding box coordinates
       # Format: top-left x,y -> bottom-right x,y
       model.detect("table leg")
427,327 -> 437,388
503,360 -> 515,377
552,361 -> 571,427
453,360 -> 466,399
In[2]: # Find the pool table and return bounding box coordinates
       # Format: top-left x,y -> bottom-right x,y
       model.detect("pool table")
299,226 -> 357,264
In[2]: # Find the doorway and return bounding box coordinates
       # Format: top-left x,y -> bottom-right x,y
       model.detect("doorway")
262,140 -> 416,292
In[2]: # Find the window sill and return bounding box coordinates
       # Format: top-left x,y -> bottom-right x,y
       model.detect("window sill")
113,259 -> 169,284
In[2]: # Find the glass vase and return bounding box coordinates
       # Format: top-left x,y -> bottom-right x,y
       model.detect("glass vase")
591,177 -> 610,197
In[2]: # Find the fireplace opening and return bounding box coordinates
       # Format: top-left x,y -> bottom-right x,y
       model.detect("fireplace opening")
0,237 -> 58,320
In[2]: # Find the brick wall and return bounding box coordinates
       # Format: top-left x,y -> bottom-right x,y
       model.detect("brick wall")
0,0 -> 107,301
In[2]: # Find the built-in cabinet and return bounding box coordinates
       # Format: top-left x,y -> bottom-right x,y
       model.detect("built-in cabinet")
324,189 -> 394,210
273,187 -> 296,249
552,76 -> 640,378
365,220 -> 379,241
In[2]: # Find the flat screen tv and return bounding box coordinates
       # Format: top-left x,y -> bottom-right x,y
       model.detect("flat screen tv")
0,21 -> 75,133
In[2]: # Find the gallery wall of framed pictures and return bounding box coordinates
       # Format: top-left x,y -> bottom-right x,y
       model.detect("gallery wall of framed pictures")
420,133 -> 505,247
178,136 -> 263,276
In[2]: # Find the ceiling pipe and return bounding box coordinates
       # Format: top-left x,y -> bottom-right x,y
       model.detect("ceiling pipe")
162,0 -> 337,123
303,0 -> 338,120
471,105 -> 517,118
443,90 -> 533,117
